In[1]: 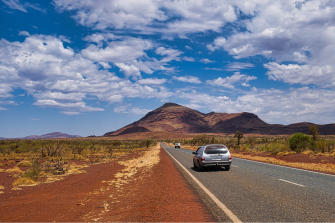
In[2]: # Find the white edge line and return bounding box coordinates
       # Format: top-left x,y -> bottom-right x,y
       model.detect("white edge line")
163,147 -> 242,223
278,179 -> 305,187
233,157 -> 335,177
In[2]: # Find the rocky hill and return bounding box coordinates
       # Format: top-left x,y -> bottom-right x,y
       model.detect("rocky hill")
104,103 -> 335,136
1,132 -> 82,140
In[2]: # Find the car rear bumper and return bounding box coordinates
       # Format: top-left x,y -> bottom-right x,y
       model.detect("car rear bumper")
201,161 -> 231,167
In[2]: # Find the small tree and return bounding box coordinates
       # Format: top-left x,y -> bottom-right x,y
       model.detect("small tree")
234,131 -> 243,145
309,125 -> 319,141
144,138 -> 154,148
288,133 -> 311,152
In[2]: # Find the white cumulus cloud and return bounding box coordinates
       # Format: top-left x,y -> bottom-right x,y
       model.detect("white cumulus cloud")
173,76 -> 202,84
206,72 -> 257,89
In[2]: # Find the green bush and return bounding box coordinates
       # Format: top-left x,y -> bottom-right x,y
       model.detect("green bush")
288,133 -> 311,152
24,161 -> 41,181
266,142 -> 289,155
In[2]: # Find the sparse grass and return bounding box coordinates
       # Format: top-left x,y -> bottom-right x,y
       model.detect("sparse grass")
67,168 -> 84,174
45,177 -> 64,183
17,160 -> 33,167
12,177 -> 36,186
73,154 -> 86,160
5,167 -> 23,175
302,150 -> 314,156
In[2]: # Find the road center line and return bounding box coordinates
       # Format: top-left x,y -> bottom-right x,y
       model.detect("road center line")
163,147 -> 242,223
278,179 -> 305,187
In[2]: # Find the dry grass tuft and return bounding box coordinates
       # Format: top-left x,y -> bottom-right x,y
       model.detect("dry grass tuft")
12,177 -> 36,186
0,185 -> 4,189
0,191 -> 4,194
11,187 -> 22,190
45,177 -> 64,183
5,167 -> 23,175
0,162 -> 3,167
17,160 -> 33,167
277,151 -> 290,156
67,168 -> 84,174
0,168 -> 5,172
302,150 -> 314,156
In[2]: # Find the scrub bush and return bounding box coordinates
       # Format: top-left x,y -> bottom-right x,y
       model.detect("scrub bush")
288,133 -> 311,152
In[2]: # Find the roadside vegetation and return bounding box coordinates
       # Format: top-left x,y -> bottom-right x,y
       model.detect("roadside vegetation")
168,126 -> 335,156
0,138 -> 156,188
168,126 -> 335,174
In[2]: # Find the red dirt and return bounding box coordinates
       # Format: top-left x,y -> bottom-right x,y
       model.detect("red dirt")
233,151 -> 335,165
0,148 -> 214,222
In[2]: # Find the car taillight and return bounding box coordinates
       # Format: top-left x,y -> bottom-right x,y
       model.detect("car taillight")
229,155 -> 232,161
201,156 -> 205,161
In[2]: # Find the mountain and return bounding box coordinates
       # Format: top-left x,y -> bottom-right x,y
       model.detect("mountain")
104,103 -> 335,136
0,132 -> 82,140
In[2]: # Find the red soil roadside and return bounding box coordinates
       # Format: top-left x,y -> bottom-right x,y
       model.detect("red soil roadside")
0,147 -> 214,222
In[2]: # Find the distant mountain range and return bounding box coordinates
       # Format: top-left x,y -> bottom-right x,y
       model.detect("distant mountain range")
104,103 -> 335,136
0,132 -> 82,140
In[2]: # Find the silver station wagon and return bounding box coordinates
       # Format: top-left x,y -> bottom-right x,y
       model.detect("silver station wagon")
192,144 -> 232,171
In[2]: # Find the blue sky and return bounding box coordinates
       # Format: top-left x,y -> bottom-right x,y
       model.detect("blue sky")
1,0 -> 335,137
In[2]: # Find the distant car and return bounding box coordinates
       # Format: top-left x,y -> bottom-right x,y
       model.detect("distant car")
175,143 -> 180,148
192,144 -> 231,171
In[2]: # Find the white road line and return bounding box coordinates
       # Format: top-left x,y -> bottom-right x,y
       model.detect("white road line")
231,165 -> 238,168
278,179 -> 305,187
163,147 -> 242,223
234,157 -> 335,177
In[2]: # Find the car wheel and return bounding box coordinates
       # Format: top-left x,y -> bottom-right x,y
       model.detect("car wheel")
193,160 -> 196,168
225,165 -> 230,171
197,161 -> 203,171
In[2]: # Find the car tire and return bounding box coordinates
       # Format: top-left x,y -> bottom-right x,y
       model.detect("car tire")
197,161 -> 203,171
193,160 -> 196,169
225,165 -> 230,171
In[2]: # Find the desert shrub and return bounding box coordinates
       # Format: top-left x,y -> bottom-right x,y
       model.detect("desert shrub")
143,138 -> 155,148
277,151 -> 289,156
17,160 -> 32,167
12,177 -> 35,186
255,144 -> 267,151
266,142 -> 289,155
24,161 -> 41,181
316,139 -> 327,153
93,157 -> 101,163
5,167 -> 23,175
261,137 -> 268,143
8,160 -> 14,164
0,162 -> 3,167
73,154 -> 85,160
240,145 -> 250,151
288,133 -> 311,152
302,150 -> 314,156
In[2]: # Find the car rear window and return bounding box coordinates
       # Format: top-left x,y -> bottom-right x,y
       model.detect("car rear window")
204,146 -> 228,154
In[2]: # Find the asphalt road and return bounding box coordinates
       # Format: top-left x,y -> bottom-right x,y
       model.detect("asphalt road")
161,143 -> 335,222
